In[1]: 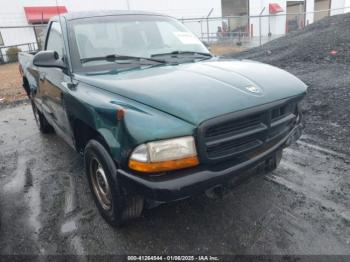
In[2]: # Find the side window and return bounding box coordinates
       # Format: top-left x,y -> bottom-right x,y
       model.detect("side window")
46,22 -> 64,58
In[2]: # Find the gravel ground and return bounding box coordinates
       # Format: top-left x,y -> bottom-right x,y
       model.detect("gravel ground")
230,13 -> 350,155
233,13 -> 350,64
0,104 -> 349,256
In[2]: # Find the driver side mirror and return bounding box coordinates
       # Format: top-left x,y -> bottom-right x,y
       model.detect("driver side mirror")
33,50 -> 66,69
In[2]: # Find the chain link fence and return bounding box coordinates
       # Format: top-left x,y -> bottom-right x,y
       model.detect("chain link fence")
0,6 -> 349,63
181,6 -> 350,54
0,25 -> 45,64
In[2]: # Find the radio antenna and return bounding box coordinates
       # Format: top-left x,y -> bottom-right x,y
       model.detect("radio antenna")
55,0 -> 74,79
55,0 -> 64,30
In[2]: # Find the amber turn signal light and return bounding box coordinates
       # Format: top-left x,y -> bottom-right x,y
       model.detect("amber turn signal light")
116,108 -> 125,121
128,156 -> 199,173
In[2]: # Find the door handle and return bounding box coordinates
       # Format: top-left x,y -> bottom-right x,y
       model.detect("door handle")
39,72 -> 46,81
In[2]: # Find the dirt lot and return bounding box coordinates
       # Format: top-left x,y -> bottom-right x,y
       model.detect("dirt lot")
209,43 -> 246,56
0,63 -> 27,104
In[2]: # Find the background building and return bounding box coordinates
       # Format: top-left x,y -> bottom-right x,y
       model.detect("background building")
249,0 -> 350,37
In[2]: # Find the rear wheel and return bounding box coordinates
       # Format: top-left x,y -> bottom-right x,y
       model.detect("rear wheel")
31,101 -> 54,134
84,139 -> 143,227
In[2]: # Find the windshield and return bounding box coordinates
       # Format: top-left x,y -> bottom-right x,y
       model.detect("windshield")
70,15 -> 209,70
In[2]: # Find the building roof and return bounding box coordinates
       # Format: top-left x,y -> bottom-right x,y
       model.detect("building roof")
24,6 -> 68,24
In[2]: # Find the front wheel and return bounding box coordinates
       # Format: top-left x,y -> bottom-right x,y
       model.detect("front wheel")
264,149 -> 283,173
84,139 -> 143,227
31,101 -> 54,134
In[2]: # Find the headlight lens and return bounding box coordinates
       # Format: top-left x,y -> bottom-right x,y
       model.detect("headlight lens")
129,144 -> 149,162
148,136 -> 197,162
129,136 -> 199,173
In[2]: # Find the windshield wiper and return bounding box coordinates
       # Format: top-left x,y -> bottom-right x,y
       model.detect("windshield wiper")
151,51 -> 212,58
81,54 -> 166,64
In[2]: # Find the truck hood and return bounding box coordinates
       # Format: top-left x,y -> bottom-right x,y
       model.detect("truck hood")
75,59 -> 307,125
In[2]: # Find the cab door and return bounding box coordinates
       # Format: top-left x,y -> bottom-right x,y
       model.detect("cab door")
38,21 -> 73,143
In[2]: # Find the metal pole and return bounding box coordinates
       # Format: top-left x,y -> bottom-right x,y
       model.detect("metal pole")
32,26 -> 39,50
299,3 -> 302,29
200,19 -> 203,40
259,17 -> 261,46
237,29 -> 242,46
0,48 -> 4,64
206,8 -> 214,44
259,7 -> 265,47
237,17 -> 242,46
206,17 -> 209,43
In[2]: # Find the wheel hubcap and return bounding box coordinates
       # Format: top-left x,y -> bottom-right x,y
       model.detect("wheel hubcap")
90,158 -> 112,210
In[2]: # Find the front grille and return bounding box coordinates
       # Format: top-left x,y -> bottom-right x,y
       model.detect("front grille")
205,114 -> 262,138
197,99 -> 299,163
207,135 -> 263,158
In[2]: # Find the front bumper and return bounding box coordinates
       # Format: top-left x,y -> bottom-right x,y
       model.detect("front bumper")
118,123 -> 303,202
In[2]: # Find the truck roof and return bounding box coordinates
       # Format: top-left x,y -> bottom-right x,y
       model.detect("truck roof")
52,10 -> 169,21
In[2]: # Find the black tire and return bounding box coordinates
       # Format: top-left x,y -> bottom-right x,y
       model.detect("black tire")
84,139 -> 143,227
31,101 -> 54,134
264,149 -> 283,173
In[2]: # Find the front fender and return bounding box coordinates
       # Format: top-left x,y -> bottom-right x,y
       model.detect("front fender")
66,82 -> 195,167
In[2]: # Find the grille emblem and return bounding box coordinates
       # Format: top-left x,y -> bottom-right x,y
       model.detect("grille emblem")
246,86 -> 260,93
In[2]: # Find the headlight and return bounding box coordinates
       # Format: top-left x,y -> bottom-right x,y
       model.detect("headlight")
129,136 -> 199,173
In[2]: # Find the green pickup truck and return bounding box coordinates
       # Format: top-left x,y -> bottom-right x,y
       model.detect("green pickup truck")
18,11 -> 307,227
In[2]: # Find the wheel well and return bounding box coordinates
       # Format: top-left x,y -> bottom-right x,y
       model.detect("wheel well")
22,77 -> 30,97
73,119 -> 110,154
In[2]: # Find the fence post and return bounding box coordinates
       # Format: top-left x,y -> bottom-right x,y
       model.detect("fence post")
236,17 -> 242,46
206,8 -> 214,44
0,48 -> 4,64
206,18 -> 209,43
200,19 -> 203,40
33,26 -> 39,50
259,7 -> 266,47
259,16 -> 261,46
